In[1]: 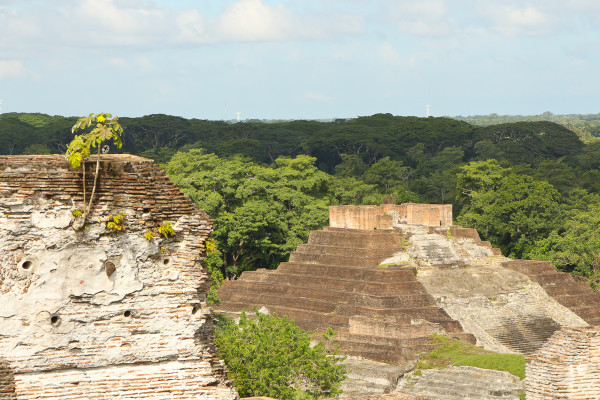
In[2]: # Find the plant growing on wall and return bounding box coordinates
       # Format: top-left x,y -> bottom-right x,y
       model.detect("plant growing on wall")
65,113 -> 123,228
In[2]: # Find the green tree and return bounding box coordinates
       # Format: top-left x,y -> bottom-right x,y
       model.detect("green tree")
165,150 -> 330,278
457,171 -> 561,257
213,310 -> 346,400
362,156 -> 412,191
525,191 -> 600,290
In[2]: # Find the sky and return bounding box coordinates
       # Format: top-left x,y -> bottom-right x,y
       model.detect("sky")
0,0 -> 599,120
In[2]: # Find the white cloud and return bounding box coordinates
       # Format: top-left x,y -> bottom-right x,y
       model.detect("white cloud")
0,0 -> 363,51
496,6 -> 552,36
388,0 -> 454,36
0,60 -> 34,79
476,3 -> 559,36
216,0 -> 294,42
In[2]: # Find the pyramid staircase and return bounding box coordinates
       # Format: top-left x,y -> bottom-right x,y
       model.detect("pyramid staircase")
502,259 -> 600,326
215,226 -> 475,366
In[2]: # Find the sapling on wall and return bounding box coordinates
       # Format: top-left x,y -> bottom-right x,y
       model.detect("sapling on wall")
65,113 -> 123,229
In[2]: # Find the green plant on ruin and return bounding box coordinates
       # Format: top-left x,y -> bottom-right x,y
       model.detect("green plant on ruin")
65,113 -> 123,228
106,213 -> 126,231
413,334 -> 525,380
213,309 -> 347,400
157,220 -> 175,238
144,230 -> 154,241
71,209 -> 82,218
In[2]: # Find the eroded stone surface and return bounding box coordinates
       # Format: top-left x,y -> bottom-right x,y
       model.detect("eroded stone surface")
0,155 -> 237,400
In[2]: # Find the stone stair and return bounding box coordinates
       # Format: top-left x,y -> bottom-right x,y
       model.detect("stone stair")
395,225 -> 500,267
395,366 -> 524,400
502,259 -> 600,326
341,357 -> 410,396
214,227 -> 474,366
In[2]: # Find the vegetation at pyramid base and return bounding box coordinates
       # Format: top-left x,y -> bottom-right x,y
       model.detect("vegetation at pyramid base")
413,334 -> 526,381
213,310 -> 347,400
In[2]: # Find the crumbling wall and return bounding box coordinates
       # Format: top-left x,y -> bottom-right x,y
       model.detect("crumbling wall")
329,203 -> 452,230
0,155 -> 237,399
526,326 -> 600,400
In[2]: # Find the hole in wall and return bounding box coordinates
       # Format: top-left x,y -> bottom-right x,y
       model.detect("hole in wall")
123,310 -> 132,318
105,262 -> 116,277
143,208 -> 151,213
192,304 -> 200,315
50,315 -> 61,326
163,259 -> 170,265
22,261 -> 32,270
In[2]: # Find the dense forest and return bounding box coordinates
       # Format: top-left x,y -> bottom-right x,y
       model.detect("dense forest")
3,112 -> 600,290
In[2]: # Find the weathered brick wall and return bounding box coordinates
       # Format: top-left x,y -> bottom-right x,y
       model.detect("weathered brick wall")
329,203 -> 452,230
526,326 -> 600,400
395,203 -> 452,226
0,155 -> 237,399
0,359 -> 16,399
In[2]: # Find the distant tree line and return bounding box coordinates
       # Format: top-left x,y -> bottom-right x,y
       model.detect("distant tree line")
4,112 -> 600,289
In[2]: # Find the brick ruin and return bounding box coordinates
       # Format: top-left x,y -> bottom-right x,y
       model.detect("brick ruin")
0,155 -> 237,399
217,203 -> 600,398
329,204 -> 452,230
526,326 -> 600,400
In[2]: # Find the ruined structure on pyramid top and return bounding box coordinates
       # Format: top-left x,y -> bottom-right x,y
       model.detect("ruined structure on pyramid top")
0,155 -> 237,400
329,203 -> 453,230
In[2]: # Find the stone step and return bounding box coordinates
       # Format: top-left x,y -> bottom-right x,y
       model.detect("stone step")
397,366 -> 523,400
432,366 -> 520,385
217,286 -> 456,327
485,316 -> 561,355
216,291 -> 339,313
339,334 -> 434,348
295,243 -> 404,257
343,357 -> 409,387
213,301 -> 349,329
335,340 -> 431,365
568,306 -> 600,325
288,252 -> 393,268
236,270 -> 426,294
335,306 -> 458,323
501,260 -> 556,276
543,281 -> 593,296
277,262 -> 418,281
218,280 -> 432,306
530,273 -> 574,286
341,378 -> 389,395
309,229 -> 404,248
553,293 -> 600,308
347,292 -> 437,309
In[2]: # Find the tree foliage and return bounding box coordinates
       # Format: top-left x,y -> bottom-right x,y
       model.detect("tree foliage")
9,111 -> 600,289
165,150 -> 331,278
457,162 -> 561,258
65,113 -> 123,225
213,310 -> 346,400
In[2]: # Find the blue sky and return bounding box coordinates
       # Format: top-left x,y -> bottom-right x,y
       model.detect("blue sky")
1,0 -> 599,120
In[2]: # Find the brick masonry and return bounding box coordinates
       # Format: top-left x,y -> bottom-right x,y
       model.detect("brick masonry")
329,203 -> 452,230
526,326 -> 600,400
0,155 -> 237,399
